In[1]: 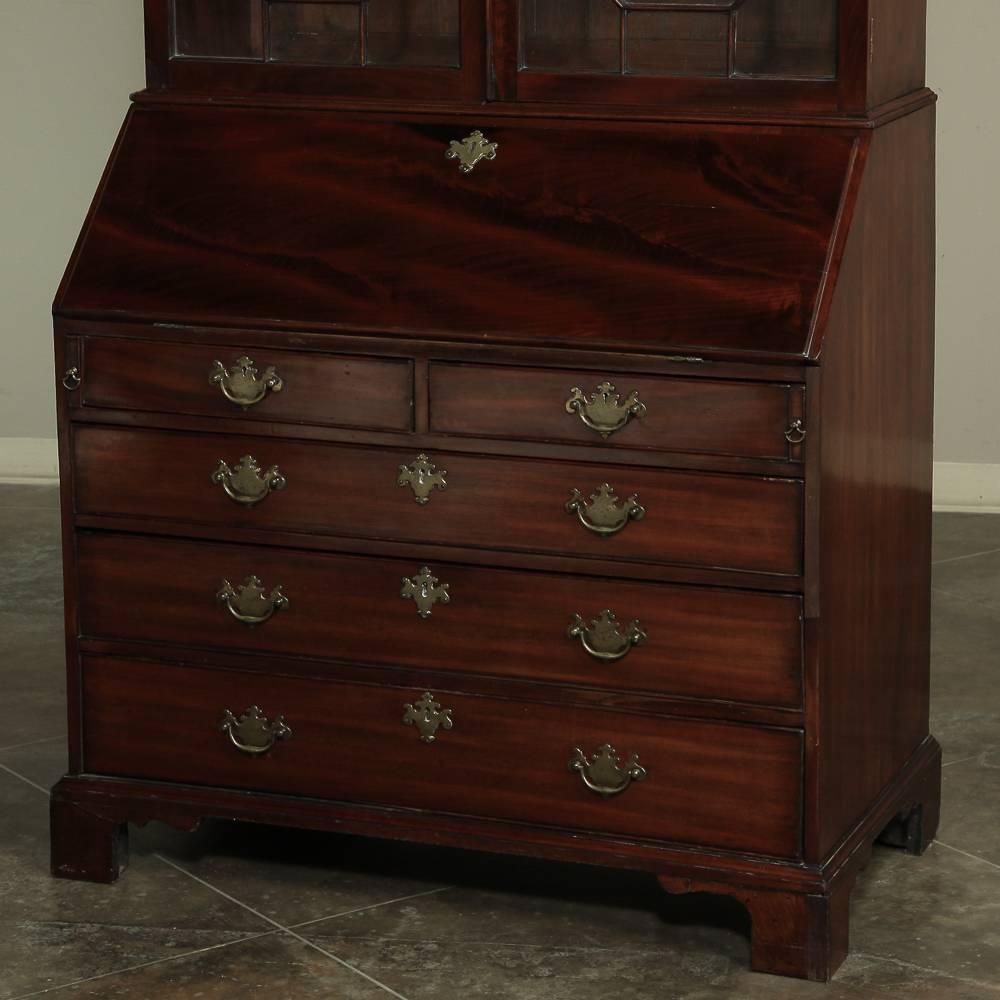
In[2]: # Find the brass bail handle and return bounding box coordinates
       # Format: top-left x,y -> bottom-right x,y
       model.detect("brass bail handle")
219,706 -> 292,755
218,576 -> 289,625
568,610 -> 647,663
565,382 -> 646,438
565,484 -> 645,538
210,356 -> 284,408
212,455 -> 287,507
569,744 -> 647,798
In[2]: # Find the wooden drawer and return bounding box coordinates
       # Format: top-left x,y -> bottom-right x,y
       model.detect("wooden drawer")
77,533 -> 803,709
73,426 -> 803,577
82,655 -> 803,857
431,363 -> 802,460
77,337 -> 413,432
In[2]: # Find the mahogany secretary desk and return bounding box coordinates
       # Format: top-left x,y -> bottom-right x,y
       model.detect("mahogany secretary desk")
51,0 -> 939,981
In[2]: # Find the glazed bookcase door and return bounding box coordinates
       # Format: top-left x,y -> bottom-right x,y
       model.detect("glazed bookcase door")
151,0 -> 485,101
492,0 -> 868,112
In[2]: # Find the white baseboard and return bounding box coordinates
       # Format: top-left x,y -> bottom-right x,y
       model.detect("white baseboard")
934,462 -> 1000,514
0,439 -> 998,512
0,437 -> 59,485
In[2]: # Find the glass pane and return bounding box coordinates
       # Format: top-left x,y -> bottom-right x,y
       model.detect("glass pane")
521,0 -> 620,74
735,0 -> 838,79
626,11 -> 728,77
367,0 -> 461,68
268,2 -> 362,65
174,0 -> 263,59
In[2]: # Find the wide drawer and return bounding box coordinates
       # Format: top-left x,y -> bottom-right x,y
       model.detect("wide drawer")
73,426 -> 803,577
82,655 -> 803,857
77,533 -> 803,709
431,363 -> 802,460
76,337 -> 413,432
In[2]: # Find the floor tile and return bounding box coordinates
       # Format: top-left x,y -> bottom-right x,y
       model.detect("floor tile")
933,548 -> 1000,612
0,770 -> 272,1000
0,483 -> 60,510
0,612 -> 67,746
930,589 -> 1000,761
297,858 -> 751,999
849,842 -> 1000,987
0,739 -> 66,789
133,821 -> 453,929
937,749 -> 1000,867
933,511 -> 1000,565
8,933 -> 395,1000
0,507 -> 63,615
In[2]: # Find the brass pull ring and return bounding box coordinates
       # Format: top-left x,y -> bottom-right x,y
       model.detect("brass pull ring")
219,706 -> 291,755
212,455 -> 287,507
566,484 -> 645,537
62,367 -> 82,391
785,419 -> 807,445
569,744 -> 647,798
565,381 -> 646,438
218,576 -> 289,625
568,610 -> 647,662
210,356 -> 283,408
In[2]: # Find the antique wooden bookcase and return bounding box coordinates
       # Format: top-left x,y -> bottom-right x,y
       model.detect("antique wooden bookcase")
51,0 -> 938,981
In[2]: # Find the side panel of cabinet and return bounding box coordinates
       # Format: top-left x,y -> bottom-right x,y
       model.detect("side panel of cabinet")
808,107 -> 935,861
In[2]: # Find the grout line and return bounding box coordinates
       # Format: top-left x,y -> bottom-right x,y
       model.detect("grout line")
940,748 -> 998,769
942,753 -> 981,769
287,885 -> 454,931
0,762 -> 51,796
0,747 -> 424,998
7,931 -> 279,1000
155,854 -> 414,1000
932,546 -> 1000,567
852,951 -> 1000,994
0,735 -> 63,753
936,839 -> 1000,873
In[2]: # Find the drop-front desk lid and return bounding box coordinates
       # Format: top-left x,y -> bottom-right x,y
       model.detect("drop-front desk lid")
57,105 -> 862,362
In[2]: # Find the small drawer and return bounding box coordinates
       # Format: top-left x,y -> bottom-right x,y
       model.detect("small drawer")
77,337 -> 413,432
82,655 -> 803,858
430,363 -> 803,460
74,426 -> 803,577
77,533 -> 803,709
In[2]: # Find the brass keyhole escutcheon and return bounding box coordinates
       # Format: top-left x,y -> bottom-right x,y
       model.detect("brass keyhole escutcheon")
446,130 -> 498,175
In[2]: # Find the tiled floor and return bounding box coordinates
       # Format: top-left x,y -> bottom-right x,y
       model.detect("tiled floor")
1,482 -> 998,999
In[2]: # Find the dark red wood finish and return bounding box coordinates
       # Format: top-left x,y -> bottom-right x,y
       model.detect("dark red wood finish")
430,363 -> 799,459
75,531 -> 803,709
80,655 -> 804,857
141,1 -> 925,119
144,0 -> 486,103
56,106 -> 857,362
809,106 -> 937,859
72,427 -> 803,576
51,0 -> 937,984
78,338 -> 413,431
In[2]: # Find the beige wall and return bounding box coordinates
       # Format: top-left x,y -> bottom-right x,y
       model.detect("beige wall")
0,2 -> 995,476
0,1 -> 144,444
927,0 -> 998,466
